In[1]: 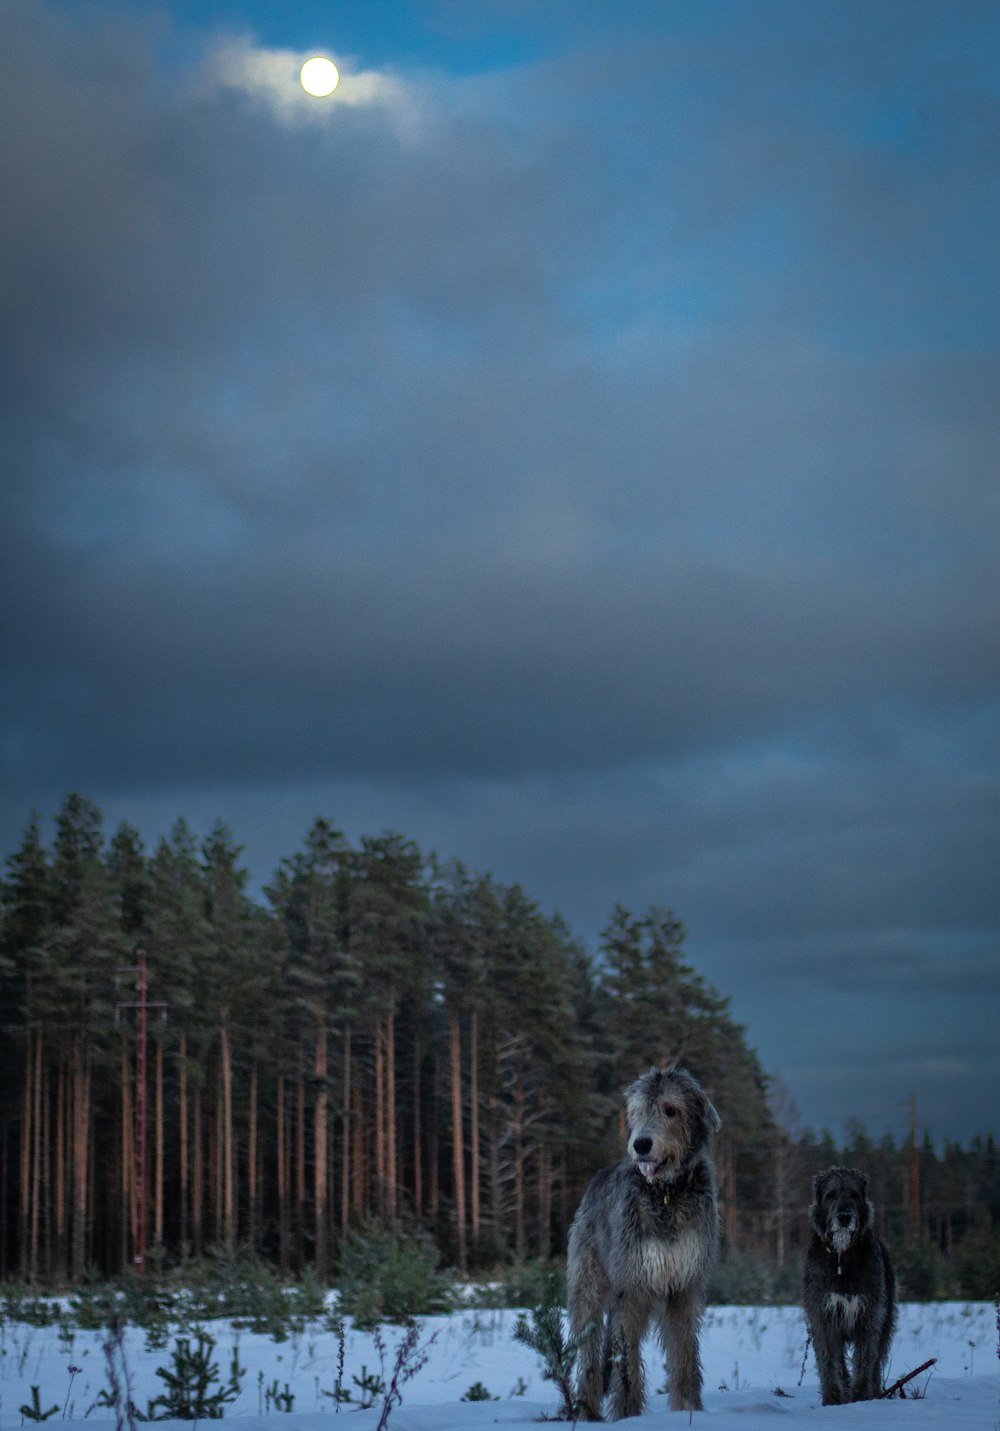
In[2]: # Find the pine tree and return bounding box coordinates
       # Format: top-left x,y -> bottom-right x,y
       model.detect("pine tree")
107,824 -> 152,945
147,820 -> 212,1259
428,860 -> 495,1269
3,813 -> 53,1279
346,833 -> 427,1230
200,822 -> 260,1254
268,818 -> 356,1274
46,794 -> 121,1278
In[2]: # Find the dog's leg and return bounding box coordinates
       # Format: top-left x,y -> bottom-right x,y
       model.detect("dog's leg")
809,1319 -> 849,1406
849,1345 -> 876,1400
849,1316 -> 884,1402
850,1259 -> 894,1401
568,1251 -> 609,1420
657,1286 -> 705,1411
606,1290 -> 649,1420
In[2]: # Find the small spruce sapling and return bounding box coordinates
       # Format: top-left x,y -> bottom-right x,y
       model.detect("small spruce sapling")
265,1379 -> 295,1412
322,1365 -> 385,1409
512,1273 -> 589,1420
461,1382 -> 498,1401
19,1386 -> 60,1422
148,1327 -> 242,1419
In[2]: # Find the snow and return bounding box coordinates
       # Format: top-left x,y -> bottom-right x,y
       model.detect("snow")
0,1301 -> 995,1431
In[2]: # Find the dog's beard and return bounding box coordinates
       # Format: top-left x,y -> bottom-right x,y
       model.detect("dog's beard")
831,1225 -> 855,1254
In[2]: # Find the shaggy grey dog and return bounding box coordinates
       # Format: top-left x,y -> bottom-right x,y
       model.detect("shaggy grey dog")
566,1065 -> 721,1419
804,1166 -> 896,1405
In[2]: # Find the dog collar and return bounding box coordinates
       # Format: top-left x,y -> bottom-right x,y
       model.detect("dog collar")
652,1169 -> 693,1207
823,1240 -> 846,1276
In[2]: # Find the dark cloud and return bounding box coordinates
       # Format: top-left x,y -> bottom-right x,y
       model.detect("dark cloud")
2,0 -> 998,1142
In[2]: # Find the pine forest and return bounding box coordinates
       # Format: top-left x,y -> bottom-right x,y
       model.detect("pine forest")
1,794 -> 997,1299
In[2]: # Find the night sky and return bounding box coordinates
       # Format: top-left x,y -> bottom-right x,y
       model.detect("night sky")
3,0 -> 998,1143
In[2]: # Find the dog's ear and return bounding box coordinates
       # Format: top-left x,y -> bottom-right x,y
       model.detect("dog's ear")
672,1068 -> 721,1137
812,1169 -> 829,1198
851,1169 -> 869,1197
683,1077 -> 720,1138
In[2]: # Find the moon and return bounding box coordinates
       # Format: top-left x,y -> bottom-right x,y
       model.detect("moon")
300,56 -> 340,97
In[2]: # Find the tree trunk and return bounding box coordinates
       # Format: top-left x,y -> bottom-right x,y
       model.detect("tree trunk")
386,1009 -> 397,1229
411,1023 -> 422,1221
0,1135 -> 8,1279
154,1040 -> 164,1252
340,1026 -> 352,1235
30,1030 -> 43,1281
212,1105 -> 222,1243
488,1096 -> 503,1253
449,1007 -> 467,1273
220,1018 -> 234,1253
41,1058 -> 51,1278
277,1073 -> 289,1274
122,1046 -> 134,1267
248,1063 -> 258,1252
192,1084 -> 203,1257
351,1083 -> 364,1216
70,1040 -> 89,1281
428,1116 -> 439,1219
513,1074 -> 526,1265
469,1008 -> 480,1251
19,1033 -> 32,1277
773,1138 -> 786,1269
314,1021 -> 328,1277
375,1021 -> 385,1217
179,1036 -> 188,1257
54,1062 -> 66,1279
296,1052 -> 306,1268
537,1137 -> 551,1261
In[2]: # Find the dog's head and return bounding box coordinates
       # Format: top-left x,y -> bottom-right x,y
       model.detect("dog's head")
624,1065 -> 721,1184
810,1166 -> 874,1253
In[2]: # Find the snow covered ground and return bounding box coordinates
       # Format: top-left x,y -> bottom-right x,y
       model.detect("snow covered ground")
0,1300 -> 995,1431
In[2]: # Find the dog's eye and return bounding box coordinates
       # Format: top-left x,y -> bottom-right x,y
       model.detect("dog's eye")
662,1103 -> 678,1117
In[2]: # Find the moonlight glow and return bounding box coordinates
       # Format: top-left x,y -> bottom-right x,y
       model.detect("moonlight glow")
300,56 -> 340,97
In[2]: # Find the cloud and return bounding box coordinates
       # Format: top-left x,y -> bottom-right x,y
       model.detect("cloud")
1,0 -> 998,1140
201,36 -> 406,115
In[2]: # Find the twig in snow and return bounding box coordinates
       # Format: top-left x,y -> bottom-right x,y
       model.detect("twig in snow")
879,1357 -> 937,1398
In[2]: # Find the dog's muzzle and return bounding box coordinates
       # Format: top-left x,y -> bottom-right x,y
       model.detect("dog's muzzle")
631,1134 -> 670,1182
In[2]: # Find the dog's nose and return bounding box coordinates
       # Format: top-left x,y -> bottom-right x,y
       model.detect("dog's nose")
633,1136 -> 653,1156
837,1212 -> 852,1227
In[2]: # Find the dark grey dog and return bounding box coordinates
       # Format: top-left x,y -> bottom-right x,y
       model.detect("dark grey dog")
566,1066 -> 721,1419
804,1167 -> 896,1404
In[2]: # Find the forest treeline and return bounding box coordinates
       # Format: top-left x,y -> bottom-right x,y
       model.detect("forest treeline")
1,794 -> 998,1299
